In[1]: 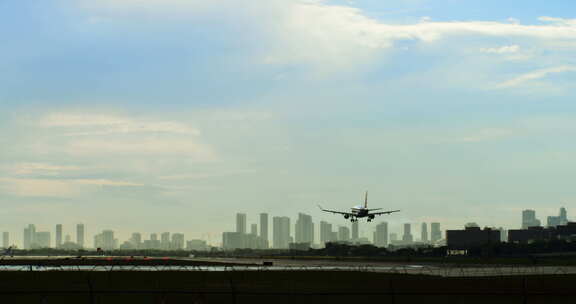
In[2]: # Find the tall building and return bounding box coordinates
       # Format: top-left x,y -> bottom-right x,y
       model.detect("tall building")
250,224 -> 258,236
320,221 -> 334,246
522,210 -> 541,229
95,230 -> 116,250
23,224 -> 36,250
55,224 -> 63,248
272,216 -> 291,249
402,223 -> 413,243
338,226 -> 350,242
161,232 -> 171,250
35,232 -> 51,248
547,207 -> 569,227
222,232 -> 244,250
260,213 -> 269,245
2,232 -> 9,248
295,213 -> 314,244
172,233 -> 185,250
143,233 -> 160,249
373,222 -> 388,247
76,224 -> 85,248
187,239 -> 208,251
431,222 -> 442,242
421,223 -> 428,243
130,233 -> 142,248
236,213 -> 247,234
351,221 -> 359,240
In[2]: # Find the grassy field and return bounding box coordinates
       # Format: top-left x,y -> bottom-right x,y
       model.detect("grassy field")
260,255 -> 576,266
0,270 -> 573,303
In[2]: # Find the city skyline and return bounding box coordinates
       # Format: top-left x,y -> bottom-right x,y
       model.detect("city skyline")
3,207 -> 569,249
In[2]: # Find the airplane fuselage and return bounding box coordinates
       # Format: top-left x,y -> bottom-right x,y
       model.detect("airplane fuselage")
351,206 -> 369,218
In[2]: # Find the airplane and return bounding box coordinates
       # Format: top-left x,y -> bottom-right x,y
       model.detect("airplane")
318,191 -> 400,222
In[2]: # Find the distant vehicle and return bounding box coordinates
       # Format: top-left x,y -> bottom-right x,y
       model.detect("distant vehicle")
318,191 -> 400,222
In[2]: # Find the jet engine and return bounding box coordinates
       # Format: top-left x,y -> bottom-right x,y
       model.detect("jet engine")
344,214 -> 349,219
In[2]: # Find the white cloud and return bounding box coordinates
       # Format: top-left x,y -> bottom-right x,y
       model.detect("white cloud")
78,0 -> 576,69
67,138 -> 215,159
496,66 -> 576,88
28,112 -> 216,160
480,45 -> 520,54
40,113 -> 200,136
10,163 -> 81,176
0,178 -> 143,197
538,16 -> 576,26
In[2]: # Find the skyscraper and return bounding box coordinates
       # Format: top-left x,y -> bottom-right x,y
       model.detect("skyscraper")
35,232 -> 51,248
101,230 -> 117,250
76,224 -> 85,248
522,210 -> 541,229
351,221 -> 359,241
23,224 -> 36,250
547,207 -> 569,227
338,226 -> 350,242
421,222 -> 428,243
373,222 -> 388,247
130,233 -> 142,248
295,213 -> 314,244
272,216 -> 291,249
320,221 -> 333,246
402,223 -> 413,243
250,224 -> 258,236
2,232 -> 9,248
260,213 -> 269,244
236,213 -> 247,234
172,233 -> 185,250
55,224 -> 63,248
161,232 -> 171,250
431,222 -> 442,242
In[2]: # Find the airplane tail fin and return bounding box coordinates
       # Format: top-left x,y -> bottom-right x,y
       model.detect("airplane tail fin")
364,191 -> 368,209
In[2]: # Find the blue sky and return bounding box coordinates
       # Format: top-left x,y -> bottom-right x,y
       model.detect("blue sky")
1,0 -> 576,246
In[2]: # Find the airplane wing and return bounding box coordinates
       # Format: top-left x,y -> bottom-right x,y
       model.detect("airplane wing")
371,210 -> 400,216
317,205 -> 353,216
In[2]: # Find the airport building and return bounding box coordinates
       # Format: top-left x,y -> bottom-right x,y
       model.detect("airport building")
446,226 -> 501,249
508,222 -> 576,243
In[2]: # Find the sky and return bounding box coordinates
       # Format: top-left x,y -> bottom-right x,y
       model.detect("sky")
2,0 -> 576,246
